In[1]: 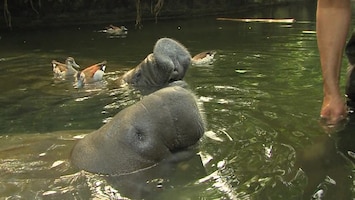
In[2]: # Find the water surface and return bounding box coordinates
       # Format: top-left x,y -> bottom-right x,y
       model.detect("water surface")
0,3 -> 354,199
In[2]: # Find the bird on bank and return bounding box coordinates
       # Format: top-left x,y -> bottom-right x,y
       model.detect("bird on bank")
191,51 -> 217,66
52,57 -> 80,78
75,61 -> 107,88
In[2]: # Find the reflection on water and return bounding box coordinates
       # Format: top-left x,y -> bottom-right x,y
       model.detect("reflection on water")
0,3 -> 354,199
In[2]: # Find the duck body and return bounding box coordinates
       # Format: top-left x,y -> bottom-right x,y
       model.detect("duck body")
75,61 -> 107,88
52,57 -> 80,77
102,25 -> 128,37
191,51 -> 216,66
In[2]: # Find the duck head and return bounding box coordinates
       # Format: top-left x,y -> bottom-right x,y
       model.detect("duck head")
65,57 -> 80,69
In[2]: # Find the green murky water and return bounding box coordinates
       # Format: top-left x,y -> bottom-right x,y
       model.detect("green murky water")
0,3 -> 354,199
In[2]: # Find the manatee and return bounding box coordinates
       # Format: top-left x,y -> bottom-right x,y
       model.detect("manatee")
120,38 -> 191,93
70,86 -> 205,175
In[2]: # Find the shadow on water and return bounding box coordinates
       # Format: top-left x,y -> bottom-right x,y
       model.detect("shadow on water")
294,119 -> 355,199
0,3 -> 354,199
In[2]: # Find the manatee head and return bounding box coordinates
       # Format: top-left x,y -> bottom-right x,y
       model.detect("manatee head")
70,86 -> 205,175
121,38 -> 191,91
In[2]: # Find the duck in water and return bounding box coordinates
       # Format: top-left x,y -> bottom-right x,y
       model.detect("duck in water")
100,25 -> 128,37
52,57 -> 80,78
75,61 -> 107,88
191,51 -> 216,66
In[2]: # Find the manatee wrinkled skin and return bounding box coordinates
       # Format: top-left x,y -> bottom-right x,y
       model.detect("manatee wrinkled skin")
121,38 -> 191,89
70,86 -> 205,175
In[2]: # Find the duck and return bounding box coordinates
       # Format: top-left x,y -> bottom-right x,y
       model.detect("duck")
52,57 -> 80,77
191,51 -> 217,66
75,61 -> 107,88
103,25 -> 128,36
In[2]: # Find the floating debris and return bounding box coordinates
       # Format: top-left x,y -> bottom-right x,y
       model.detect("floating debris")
217,18 -> 296,23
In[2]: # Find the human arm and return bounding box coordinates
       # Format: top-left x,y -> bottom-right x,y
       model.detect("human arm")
317,0 -> 351,125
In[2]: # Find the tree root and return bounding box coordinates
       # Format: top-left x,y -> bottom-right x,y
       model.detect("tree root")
135,0 -> 142,29
153,0 -> 164,23
135,0 -> 165,29
4,0 -> 12,29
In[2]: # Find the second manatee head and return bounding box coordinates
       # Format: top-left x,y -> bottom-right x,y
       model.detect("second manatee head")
121,38 -> 191,89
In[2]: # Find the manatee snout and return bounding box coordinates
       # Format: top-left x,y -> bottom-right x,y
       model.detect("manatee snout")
121,38 -> 191,93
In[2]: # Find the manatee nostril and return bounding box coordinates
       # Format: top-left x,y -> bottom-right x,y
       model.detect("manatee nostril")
136,130 -> 144,141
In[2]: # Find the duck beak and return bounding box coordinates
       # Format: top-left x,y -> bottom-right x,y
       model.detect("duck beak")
72,62 -> 80,69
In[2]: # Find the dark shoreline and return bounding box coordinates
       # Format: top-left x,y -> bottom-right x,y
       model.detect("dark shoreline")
1,0 -> 313,31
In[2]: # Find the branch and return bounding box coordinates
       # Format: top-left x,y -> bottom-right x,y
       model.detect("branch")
29,0 -> 40,17
153,0 -> 164,23
135,0 -> 142,29
4,0 -> 12,29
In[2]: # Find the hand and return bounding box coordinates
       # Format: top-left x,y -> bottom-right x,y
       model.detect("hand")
320,94 -> 347,125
